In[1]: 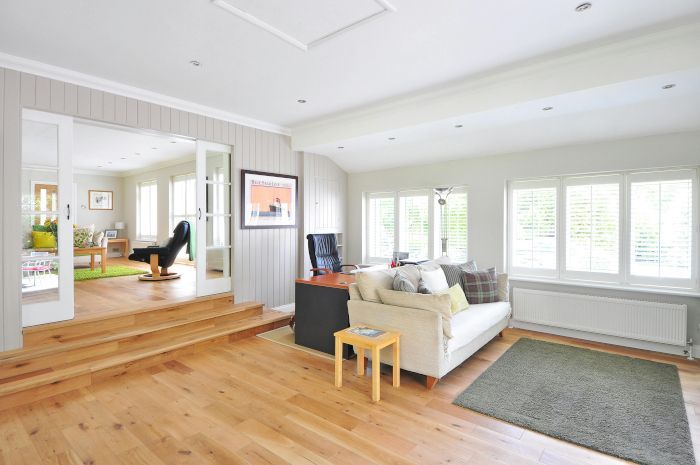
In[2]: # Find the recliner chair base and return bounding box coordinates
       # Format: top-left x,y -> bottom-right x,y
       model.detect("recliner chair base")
138,272 -> 181,281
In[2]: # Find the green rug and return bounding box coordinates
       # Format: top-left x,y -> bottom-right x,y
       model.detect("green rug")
454,338 -> 695,465
74,266 -> 144,281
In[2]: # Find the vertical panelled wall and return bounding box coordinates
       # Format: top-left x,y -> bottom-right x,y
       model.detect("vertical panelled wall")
301,152 -> 348,278
0,66 -> 301,349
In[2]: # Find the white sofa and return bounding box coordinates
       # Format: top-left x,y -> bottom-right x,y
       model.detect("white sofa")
347,264 -> 511,388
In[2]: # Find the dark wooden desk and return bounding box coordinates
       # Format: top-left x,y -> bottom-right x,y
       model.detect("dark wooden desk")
295,273 -> 356,359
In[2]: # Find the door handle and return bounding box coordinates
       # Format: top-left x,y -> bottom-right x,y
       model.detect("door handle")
66,204 -> 71,221
198,208 -> 202,220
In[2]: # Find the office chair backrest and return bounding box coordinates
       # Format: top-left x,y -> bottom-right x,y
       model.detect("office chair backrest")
163,221 -> 190,267
307,234 -> 341,275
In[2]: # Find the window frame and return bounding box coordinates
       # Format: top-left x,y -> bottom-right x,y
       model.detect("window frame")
561,174 -> 624,283
364,187 -> 468,264
507,167 -> 699,292
170,172 -> 197,232
136,179 -> 158,242
508,178 -> 559,279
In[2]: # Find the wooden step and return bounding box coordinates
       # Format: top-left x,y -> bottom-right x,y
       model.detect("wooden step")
0,301 -> 263,380
22,293 -> 234,347
0,309 -> 290,410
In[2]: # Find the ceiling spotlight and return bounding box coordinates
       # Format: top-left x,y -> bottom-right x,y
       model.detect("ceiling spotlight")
575,3 -> 592,12
454,124 -> 463,128
662,84 -> 676,90
189,60 -> 201,67
542,106 -> 554,111
388,137 -> 396,141
337,146 -> 344,149
297,99 -> 307,104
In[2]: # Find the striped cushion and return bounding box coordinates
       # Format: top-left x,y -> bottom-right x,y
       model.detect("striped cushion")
393,270 -> 417,293
461,267 -> 499,304
440,260 -> 478,288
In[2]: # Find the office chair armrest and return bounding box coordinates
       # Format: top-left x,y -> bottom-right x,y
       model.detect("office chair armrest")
310,267 -> 333,275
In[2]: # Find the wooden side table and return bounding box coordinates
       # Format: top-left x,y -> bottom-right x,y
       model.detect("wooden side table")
334,326 -> 400,402
108,238 -> 130,257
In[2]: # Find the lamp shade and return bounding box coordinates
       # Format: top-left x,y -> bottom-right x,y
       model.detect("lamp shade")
114,222 -> 125,230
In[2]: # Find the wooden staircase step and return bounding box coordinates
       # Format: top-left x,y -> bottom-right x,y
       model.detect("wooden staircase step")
0,309 -> 291,410
22,293 -> 235,347
0,302 -> 263,380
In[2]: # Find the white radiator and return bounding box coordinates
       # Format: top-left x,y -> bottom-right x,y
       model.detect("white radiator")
512,289 -> 688,347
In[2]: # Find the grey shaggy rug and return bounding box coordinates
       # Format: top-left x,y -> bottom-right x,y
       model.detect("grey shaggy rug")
453,338 -> 695,465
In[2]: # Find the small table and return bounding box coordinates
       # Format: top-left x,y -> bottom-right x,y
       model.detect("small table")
34,246 -> 107,273
334,326 -> 400,402
108,238 -> 130,257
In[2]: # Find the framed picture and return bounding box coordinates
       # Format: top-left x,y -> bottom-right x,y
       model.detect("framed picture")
104,229 -> 118,239
89,190 -> 113,210
241,170 -> 298,229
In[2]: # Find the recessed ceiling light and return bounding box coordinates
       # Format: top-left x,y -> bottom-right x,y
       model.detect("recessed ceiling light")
97,165 -> 103,168
662,84 -> 676,90
542,106 -> 554,111
337,146 -> 344,149
107,161 -> 113,164
135,152 -> 141,156
170,141 -> 177,144
189,60 -> 201,67
120,157 -> 126,160
388,137 -> 396,141
575,3 -> 592,12
454,124 -> 463,128
152,147 -> 159,150
297,99 -> 307,104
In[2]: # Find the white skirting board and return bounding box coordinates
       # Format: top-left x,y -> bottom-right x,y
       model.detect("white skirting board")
273,303 -> 295,313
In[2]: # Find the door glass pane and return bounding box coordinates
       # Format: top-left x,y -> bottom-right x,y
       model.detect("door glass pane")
206,151 -> 230,184
206,216 -> 231,247
206,247 -> 231,280
21,119 -> 60,303
206,184 -> 231,216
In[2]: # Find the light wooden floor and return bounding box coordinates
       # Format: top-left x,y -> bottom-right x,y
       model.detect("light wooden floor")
1,328 -> 698,465
73,257 -> 197,320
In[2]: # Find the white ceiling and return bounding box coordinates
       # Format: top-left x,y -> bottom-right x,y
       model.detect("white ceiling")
4,1 -> 700,173
23,121 -> 195,175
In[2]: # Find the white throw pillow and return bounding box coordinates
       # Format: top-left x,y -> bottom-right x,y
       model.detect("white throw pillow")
377,289 -> 453,338
417,266 -> 449,292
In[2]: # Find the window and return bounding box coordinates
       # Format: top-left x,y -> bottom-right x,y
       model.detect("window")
171,173 -> 196,230
507,168 -> 698,290
629,170 -> 696,287
137,180 -> 158,241
509,180 -> 558,276
564,176 -> 620,277
438,189 -> 468,262
399,191 -> 430,260
366,193 -> 395,261
365,188 -> 468,263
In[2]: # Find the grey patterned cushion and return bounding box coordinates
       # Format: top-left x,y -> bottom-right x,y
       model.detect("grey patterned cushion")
461,267 -> 499,304
440,260 -> 478,288
417,277 -> 431,294
393,270 -> 417,293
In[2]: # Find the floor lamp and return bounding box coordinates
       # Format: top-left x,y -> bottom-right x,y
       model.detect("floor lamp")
433,187 -> 453,256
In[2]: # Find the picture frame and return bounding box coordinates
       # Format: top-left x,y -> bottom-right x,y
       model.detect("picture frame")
241,170 -> 298,229
104,229 -> 118,239
88,190 -> 113,210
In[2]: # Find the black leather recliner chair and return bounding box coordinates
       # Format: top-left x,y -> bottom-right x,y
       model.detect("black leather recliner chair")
129,221 -> 191,281
306,233 -> 358,276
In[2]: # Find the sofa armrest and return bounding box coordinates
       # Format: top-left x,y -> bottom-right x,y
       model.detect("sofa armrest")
347,300 -> 445,378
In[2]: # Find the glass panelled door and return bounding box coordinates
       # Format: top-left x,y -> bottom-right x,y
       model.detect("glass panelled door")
21,110 -> 74,326
196,141 -> 232,296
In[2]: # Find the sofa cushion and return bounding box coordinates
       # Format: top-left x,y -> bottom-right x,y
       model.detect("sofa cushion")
73,224 -> 95,248
418,266 -> 449,292
442,284 -> 470,314
377,289 -> 453,338
497,273 -> 509,302
32,231 -> 56,248
461,268 -> 499,304
393,270 -> 417,293
448,302 -> 510,351
355,265 -> 420,302
440,260 -> 478,288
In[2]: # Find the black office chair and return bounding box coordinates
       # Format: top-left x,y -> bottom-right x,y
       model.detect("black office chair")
306,234 -> 358,276
129,221 -> 191,281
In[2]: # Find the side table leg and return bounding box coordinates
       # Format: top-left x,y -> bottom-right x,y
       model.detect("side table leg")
334,337 -> 343,388
371,346 -> 380,402
357,347 -> 365,375
393,339 -> 400,388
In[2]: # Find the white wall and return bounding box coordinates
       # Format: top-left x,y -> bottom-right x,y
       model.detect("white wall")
301,152 -> 347,278
122,159 -> 195,246
347,130 -> 700,346
73,172 -> 123,237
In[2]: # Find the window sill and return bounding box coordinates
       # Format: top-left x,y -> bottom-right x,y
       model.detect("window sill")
508,276 -> 700,298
